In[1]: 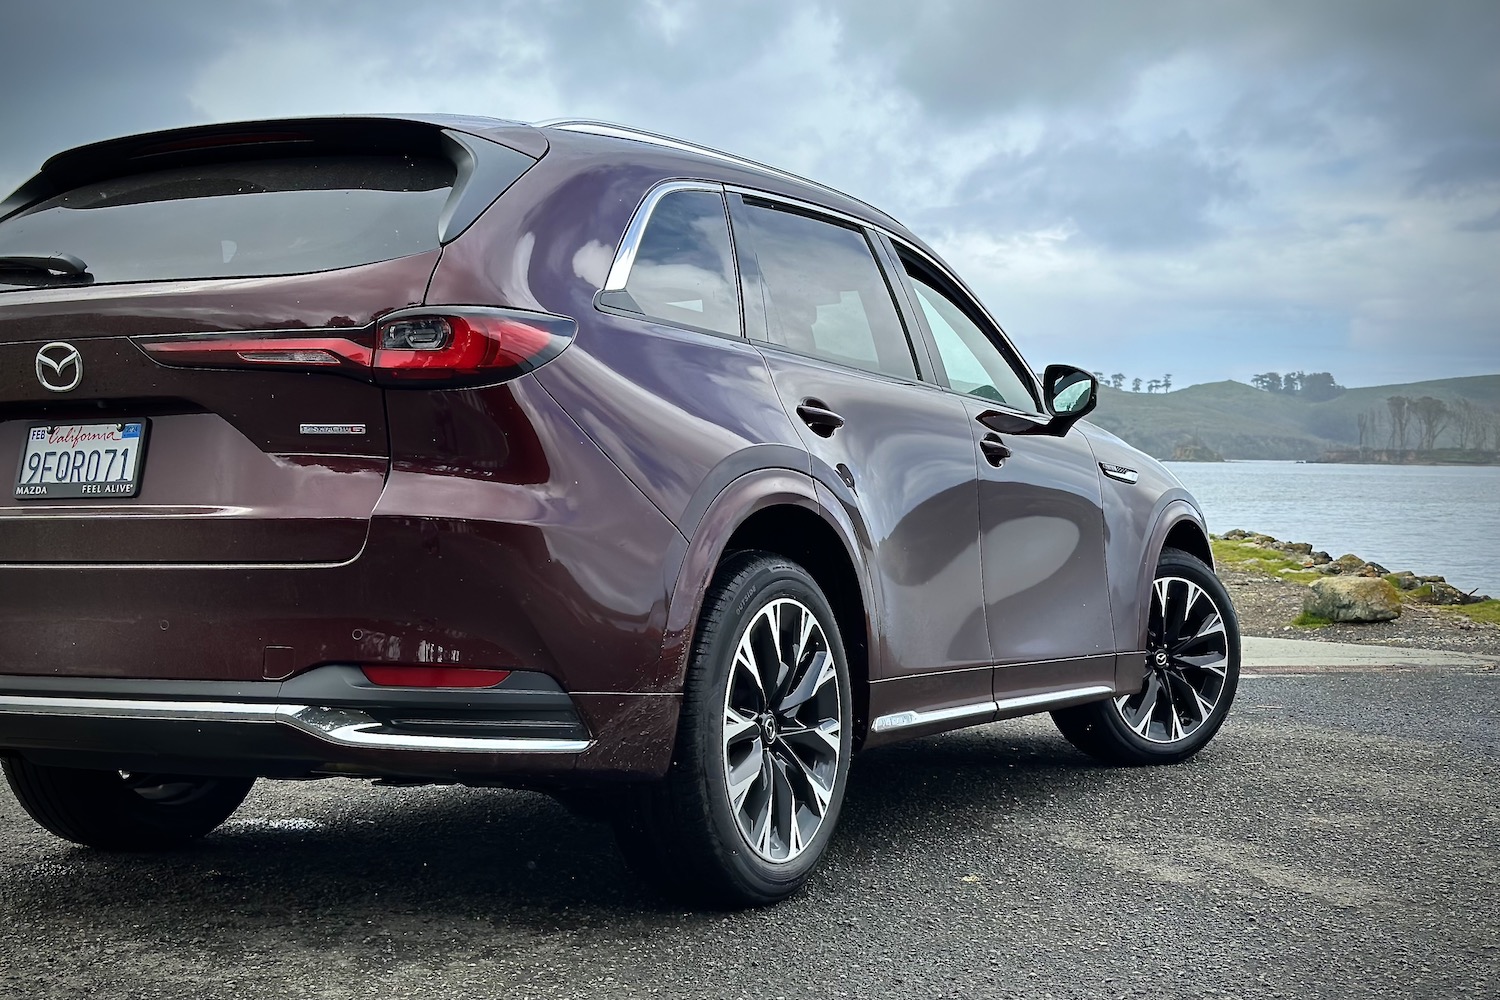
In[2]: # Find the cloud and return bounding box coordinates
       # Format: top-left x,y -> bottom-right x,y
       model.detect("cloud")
947,129 -> 1246,251
1,0 -> 1496,388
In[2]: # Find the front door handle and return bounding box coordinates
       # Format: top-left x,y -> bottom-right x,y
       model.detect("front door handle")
796,399 -> 845,437
979,433 -> 1011,466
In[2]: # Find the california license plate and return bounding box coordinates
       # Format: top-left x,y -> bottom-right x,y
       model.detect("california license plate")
14,421 -> 149,500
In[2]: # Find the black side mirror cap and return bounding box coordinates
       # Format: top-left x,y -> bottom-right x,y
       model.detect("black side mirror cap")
1041,364 -> 1098,435
976,365 -> 1098,438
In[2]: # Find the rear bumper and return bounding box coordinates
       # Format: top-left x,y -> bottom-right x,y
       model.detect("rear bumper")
0,667 -> 678,783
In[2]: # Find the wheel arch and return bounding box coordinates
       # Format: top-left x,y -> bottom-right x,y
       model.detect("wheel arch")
660,468 -> 875,744
1135,501 -> 1212,650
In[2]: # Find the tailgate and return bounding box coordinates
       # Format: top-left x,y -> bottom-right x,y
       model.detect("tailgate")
0,255 -> 437,563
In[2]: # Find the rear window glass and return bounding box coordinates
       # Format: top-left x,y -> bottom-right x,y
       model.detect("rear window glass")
0,155 -> 455,287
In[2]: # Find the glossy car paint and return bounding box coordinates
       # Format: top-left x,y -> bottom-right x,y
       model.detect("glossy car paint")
0,116 -> 1212,785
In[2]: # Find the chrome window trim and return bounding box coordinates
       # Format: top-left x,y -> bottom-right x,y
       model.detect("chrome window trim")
0,694 -> 592,754
602,179 -> 726,292
869,684 -> 1114,734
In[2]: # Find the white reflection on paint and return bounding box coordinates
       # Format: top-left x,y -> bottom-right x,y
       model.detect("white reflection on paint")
984,515 -> 1080,602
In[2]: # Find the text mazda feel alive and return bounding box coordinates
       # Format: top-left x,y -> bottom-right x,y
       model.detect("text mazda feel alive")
0,116 -> 1240,906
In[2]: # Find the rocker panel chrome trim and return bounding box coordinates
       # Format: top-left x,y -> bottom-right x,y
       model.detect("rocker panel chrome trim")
0,695 -> 591,754
870,685 -> 1115,734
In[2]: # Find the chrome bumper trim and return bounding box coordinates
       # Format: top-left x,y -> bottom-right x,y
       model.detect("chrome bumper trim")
870,685 -> 1115,734
0,694 -> 592,755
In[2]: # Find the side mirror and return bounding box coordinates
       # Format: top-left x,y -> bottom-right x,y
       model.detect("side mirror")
974,365 -> 1099,438
1041,364 -> 1097,434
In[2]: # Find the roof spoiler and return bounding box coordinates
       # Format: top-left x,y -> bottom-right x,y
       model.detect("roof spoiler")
0,116 -> 547,243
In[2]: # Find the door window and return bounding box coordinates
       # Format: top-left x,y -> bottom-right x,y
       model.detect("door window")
620,189 -> 740,336
904,262 -> 1040,412
736,200 -> 917,381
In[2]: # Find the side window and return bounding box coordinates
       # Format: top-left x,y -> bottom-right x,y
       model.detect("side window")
735,200 -> 917,381
904,264 -> 1039,412
619,189 -> 740,336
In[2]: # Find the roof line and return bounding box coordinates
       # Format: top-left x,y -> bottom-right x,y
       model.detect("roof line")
534,118 -> 898,228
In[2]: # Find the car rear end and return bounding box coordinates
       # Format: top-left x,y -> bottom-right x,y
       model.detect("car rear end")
0,118 -> 679,786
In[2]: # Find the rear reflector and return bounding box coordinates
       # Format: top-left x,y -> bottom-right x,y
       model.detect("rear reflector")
360,666 -> 512,688
134,306 -> 575,388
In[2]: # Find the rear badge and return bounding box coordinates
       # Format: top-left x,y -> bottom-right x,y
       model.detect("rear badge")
35,342 -> 83,393
300,423 -> 367,436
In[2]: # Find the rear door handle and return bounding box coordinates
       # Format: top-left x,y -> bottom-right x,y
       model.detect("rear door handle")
979,433 -> 1011,466
796,399 -> 845,437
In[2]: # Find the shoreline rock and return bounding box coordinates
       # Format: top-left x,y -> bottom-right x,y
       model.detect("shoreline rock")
1305,577 -> 1402,622
1216,528 -> 1492,605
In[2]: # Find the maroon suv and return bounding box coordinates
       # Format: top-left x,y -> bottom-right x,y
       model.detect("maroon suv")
0,116 -> 1240,906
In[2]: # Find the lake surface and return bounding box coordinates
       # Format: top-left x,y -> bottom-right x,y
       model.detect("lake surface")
1162,461 -> 1500,596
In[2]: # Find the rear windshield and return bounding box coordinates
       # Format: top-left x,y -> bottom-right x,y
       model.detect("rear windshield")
0,155 -> 455,288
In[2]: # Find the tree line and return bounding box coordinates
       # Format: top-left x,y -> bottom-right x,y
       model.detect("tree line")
1093,372 -> 1174,393
1357,396 -> 1500,452
1250,371 -> 1344,401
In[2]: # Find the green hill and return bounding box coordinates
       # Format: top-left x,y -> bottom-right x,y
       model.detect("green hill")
1088,374 -> 1500,461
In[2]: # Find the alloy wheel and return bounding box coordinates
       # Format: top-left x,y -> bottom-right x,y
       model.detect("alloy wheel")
721,597 -> 844,863
1112,575 -> 1231,745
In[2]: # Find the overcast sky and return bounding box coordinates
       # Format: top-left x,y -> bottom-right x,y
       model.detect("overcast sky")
3,0 -> 1496,389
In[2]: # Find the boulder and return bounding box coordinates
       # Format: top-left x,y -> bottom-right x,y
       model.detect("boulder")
1387,571 -> 1421,591
1310,551 -> 1332,565
1411,581 -> 1471,606
1304,578 -> 1403,623
1357,561 -> 1390,578
1222,529 -> 1250,540
1286,542 -> 1314,555
1327,554 -> 1367,575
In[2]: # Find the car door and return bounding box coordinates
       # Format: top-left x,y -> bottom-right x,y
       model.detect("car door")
888,243 -> 1117,699
725,192 -> 991,705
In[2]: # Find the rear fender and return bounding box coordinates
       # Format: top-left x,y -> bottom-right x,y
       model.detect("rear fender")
658,465 -> 872,694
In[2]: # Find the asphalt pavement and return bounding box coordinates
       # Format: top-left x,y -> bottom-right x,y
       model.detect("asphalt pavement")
2,644 -> 1497,999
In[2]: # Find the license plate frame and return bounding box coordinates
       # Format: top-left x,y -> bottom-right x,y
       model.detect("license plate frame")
13,420 -> 151,500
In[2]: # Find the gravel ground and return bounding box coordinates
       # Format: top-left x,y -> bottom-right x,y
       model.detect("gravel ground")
3,666 -> 1498,999
1222,567 -> 1500,657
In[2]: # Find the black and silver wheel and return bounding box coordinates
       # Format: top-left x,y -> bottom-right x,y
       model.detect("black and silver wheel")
1052,548 -> 1240,765
2,758 -> 255,850
613,550 -> 852,907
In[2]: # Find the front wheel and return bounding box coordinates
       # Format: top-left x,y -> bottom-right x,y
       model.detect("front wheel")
613,551 -> 853,907
2,758 -> 255,850
1052,548 -> 1241,765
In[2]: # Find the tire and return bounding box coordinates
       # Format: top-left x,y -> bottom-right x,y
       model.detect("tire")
1052,548 -> 1241,765
2,758 -> 255,850
612,551 -> 853,907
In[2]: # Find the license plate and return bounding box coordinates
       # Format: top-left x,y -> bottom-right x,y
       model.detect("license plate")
14,421 -> 149,500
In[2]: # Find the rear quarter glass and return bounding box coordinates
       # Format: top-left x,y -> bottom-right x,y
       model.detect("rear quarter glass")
0,156 -> 454,287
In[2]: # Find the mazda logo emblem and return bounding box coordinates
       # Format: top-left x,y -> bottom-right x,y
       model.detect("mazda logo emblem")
35,342 -> 83,393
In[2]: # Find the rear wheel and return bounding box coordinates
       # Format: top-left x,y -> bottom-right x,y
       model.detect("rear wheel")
1052,548 -> 1240,765
2,758 -> 254,850
613,551 -> 853,907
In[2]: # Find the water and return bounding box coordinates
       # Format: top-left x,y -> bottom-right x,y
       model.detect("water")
1163,461 -> 1500,596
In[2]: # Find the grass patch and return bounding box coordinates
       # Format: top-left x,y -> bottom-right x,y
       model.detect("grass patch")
1210,538 -> 1321,585
1436,599 -> 1500,626
1292,611 -> 1333,629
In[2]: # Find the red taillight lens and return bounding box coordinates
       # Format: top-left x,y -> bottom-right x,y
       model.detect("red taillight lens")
373,312 -> 561,381
360,665 -> 512,688
134,307 -> 575,388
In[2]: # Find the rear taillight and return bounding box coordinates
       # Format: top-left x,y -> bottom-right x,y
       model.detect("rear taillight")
134,306 -> 575,388
360,665 -> 512,688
